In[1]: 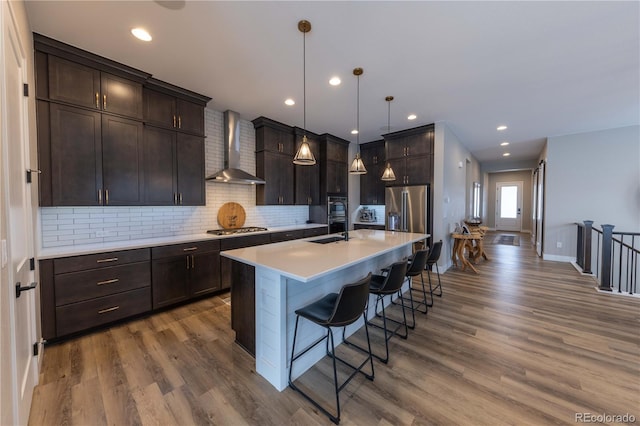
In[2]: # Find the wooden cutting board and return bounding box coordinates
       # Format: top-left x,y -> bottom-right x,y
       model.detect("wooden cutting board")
217,202 -> 246,229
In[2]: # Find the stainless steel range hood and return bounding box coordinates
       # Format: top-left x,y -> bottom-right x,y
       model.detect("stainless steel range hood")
206,110 -> 266,185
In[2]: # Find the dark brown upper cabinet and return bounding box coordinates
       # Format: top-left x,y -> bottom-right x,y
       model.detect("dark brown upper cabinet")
384,124 -> 435,186
40,51 -> 145,120
143,78 -> 209,137
293,127 -> 320,205
360,140 -> 386,205
320,134 -> 350,196
34,33 -> 210,207
254,117 -> 295,205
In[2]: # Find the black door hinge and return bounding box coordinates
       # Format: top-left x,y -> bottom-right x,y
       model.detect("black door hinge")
23,83 -> 29,97
29,258 -> 35,271
33,342 -> 39,356
26,169 -> 41,183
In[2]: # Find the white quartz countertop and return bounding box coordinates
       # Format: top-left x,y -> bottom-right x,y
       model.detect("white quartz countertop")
221,229 -> 429,282
38,223 -> 328,259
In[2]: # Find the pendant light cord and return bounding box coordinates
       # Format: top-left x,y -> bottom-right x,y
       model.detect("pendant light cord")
303,28 -> 306,136
356,73 -> 360,152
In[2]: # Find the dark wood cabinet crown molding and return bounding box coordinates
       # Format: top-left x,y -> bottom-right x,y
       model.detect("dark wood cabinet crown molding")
144,77 -> 211,106
33,33 -> 151,83
382,123 -> 435,140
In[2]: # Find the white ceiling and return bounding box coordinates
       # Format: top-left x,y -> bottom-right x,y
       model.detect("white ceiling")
24,1 -> 639,164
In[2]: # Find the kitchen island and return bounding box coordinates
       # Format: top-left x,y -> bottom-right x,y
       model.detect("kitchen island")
221,229 -> 429,391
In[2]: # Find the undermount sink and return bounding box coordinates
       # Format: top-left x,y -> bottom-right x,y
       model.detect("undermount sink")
309,236 -> 346,244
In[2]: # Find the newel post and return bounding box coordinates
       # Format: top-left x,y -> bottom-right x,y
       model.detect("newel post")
583,220 -> 593,274
599,224 -> 614,291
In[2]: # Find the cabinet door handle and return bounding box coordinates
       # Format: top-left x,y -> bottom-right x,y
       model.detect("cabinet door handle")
178,116 -> 182,129
174,193 -> 178,205
179,193 -> 183,205
95,92 -> 100,108
97,257 -> 118,263
191,254 -> 195,269
98,306 -> 119,314
105,189 -> 109,205
98,189 -> 103,205
183,247 -> 198,252
186,256 -> 190,269
406,146 -> 409,156
103,94 -> 107,110
97,278 -> 119,286
173,115 -> 177,128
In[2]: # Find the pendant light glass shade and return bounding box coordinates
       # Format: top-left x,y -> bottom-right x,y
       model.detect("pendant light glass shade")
293,20 -> 316,166
381,95 -> 397,181
381,163 -> 396,181
293,135 -> 315,165
349,152 -> 367,174
349,67 -> 367,175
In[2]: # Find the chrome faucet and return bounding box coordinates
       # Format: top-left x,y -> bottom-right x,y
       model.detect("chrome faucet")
334,200 -> 349,241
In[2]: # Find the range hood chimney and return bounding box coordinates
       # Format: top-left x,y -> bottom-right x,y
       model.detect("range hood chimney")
206,110 -> 266,185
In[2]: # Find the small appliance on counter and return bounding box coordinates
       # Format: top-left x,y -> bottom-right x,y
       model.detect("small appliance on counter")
359,207 -> 377,222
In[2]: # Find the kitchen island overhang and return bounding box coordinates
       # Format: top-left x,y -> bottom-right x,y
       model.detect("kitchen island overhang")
221,229 -> 429,390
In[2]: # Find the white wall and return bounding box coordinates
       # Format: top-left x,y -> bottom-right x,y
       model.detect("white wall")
435,122 -> 481,269
38,108 -> 309,249
544,125 -> 640,259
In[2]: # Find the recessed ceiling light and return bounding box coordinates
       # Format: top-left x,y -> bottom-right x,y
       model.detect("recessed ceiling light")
131,28 -> 152,42
407,114 -> 417,120
284,98 -> 295,106
497,125 -> 508,131
500,141 -> 510,146
503,152 -> 511,157
329,77 -> 341,86
351,129 -> 359,135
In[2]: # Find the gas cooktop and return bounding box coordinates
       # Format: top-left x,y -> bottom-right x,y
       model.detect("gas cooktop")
206,227 -> 268,236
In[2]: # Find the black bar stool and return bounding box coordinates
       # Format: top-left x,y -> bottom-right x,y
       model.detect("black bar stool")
345,260 -> 409,364
425,240 -> 443,304
393,249 -> 430,319
288,273 -> 374,424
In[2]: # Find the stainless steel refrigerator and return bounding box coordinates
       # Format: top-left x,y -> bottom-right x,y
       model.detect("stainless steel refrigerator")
385,185 -> 430,234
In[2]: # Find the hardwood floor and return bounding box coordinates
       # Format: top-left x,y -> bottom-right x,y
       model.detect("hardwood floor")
30,233 -> 640,425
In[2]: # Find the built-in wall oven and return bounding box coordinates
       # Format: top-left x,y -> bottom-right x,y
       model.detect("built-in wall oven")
328,196 -> 348,234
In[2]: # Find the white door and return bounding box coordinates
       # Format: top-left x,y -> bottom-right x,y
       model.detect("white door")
1,2 -> 39,424
495,181 -> 523,232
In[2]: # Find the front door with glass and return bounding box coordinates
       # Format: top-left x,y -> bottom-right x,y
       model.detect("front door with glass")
495,181 -> 523,232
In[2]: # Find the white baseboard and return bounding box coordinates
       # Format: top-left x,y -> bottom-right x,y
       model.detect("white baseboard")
543,254 -> 574,263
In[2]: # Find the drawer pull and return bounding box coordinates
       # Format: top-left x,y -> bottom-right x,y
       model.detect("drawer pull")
98,306 -> 119,314
96,257 -> 118,263
182,247 -> 198,252
97,278 -> 119,286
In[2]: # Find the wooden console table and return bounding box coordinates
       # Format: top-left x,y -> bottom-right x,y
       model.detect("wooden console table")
451,231 -> 489,273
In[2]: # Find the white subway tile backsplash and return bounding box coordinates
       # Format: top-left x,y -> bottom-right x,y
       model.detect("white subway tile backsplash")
39,107 -> 309,248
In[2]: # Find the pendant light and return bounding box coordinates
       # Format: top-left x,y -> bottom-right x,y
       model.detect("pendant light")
293,20 -> 316,165
381,96 -> 397,181
349,67 -> 367,174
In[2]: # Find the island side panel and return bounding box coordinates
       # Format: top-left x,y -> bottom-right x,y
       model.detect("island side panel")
230,260 -> 256,355
255,267 -> 289,390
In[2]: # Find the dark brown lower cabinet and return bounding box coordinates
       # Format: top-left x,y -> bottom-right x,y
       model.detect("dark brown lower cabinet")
151,241 -> 221,309
39,248 -> 151,340
230,260 -> 256,355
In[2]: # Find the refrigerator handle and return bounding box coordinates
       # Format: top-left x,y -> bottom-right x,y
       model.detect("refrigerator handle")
402,191 -> 408,232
